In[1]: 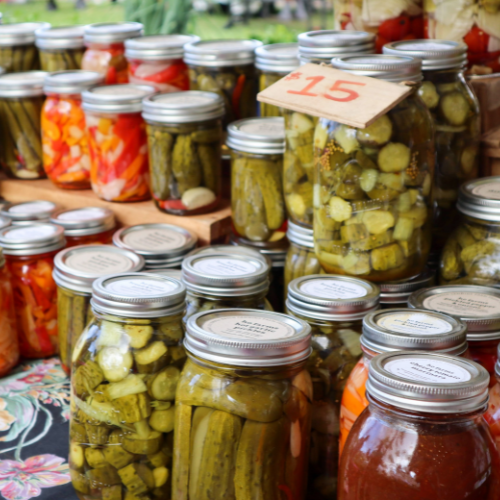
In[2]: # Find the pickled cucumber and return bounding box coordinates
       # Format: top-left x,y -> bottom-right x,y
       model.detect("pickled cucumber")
40,48 -> 84,71
0,44 -> 40,73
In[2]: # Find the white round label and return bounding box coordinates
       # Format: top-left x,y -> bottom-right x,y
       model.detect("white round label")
422,292 -> 500,317
122,228 -> 186,251
105,278 -> 175,296
193,257 -> 257,276
66,250 -> 133,275
8,201 -> 54,214
57,208 -> 105,221
5,225 -> 57,240
300,278 -> 367,299
471,183 -> 500,200
385,358 -> 472,384
377,312 -> 453,335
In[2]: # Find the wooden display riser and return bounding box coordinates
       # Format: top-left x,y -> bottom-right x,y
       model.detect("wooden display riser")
0,179 -> 232,246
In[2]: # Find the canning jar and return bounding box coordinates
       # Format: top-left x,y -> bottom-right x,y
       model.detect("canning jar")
69,272 -> 186,499
485,344 -> 500,449
314,55 -> 434,281
339,308 -> 468,457
35,25 -> 86,71
255,43 -> 299,117
51,207 -> 116,247
379,267 -> 435,308
82,22 -> 143,85
42,70 -> 105,190
285,274 -> 379,500
82,84 -> 155,202
174,308 -> 313,500
0,223 -> 65,358
0,22 -> 49,73
0,71 -> 47,179
340,351 -> 500,499
142,91 -> 224,215
113,224 -> 197,271
184,39 -> 262,127
1,200 -> 57,225
125,34 -> 199,92
228,117 -> 286,242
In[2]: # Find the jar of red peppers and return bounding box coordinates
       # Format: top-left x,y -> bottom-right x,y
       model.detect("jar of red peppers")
125,34 -> 199,92
51,207 -> 116,247
82,22 -> 143,85
340,351 -> 500,500
0,223 -> 65,358
485,343 -> 500,449
42,70 -> 105,190
82,84 -> 155,202
1,200 -> 57,226
379,267 -> 435,308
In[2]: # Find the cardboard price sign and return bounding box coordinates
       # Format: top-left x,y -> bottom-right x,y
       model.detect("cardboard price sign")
257,63 -> 413,129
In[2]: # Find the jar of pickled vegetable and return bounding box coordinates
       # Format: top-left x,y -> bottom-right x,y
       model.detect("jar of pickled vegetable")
485,344 -> 500,450
285,274 -> 379,500
82,84 -> 155,202
142,91 -> 224,215
0,71 -> 47,179
340,351 -> 500,500
1,200 -> 57,225
174,308 -> 313,500
314,55 -> 434,281
125,34 -> 199,92
42,70 -> 105,190
51,207 -> 117,247
339,308 -> 468,457
184,39 -> 262,127
228,117 -> 286,242
0,223 -> 65,358
113,224 -> 197,271
82,23 -> 143,85
379,267 -> 435,308
35,25 -> 86,72
69,272 -> 186,499
255,43 -> 299,117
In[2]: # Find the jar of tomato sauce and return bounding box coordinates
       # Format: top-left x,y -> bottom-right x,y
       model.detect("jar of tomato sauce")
1,201 -> 57,226
339,308 -> 467,456
379,268 -> 435,308
485,343 -> 500,449
340,351 -> 500,500
0,223 -> 65,358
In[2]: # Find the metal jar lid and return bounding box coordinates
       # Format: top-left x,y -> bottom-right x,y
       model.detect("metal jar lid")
84,22 -> 143,45
113,224 -> 197,269
186,244 -> 270,268
44,70 -> 104,95
183,39 -> 263,67
53,244 -> 144,294
1,200 -> 58,224
227,117 -> 285,155
142,91 -> 225,124
456,177 -> 500,222
362,308 -> 467,356
0,22 -> 50,46
0,223 -> 65,256
383,40 -> 467,71
229,232 -> 288,269
182,252 -> 270,297
51,207 -> 115,237
332,54 -> 423,83
146,269 -> 183,281
82,84 -> 155,114
366,351 -> 489,414
0,216 -> 11,231
408,285 -> 500,340
91,272 -> 186,318
380,268 -> 435,306
185,308 -> 311,367
287,220 -> 313,249
35,25 -> 85,50
255,43 -> 300,73
125,34 -> 199,61
286,274 -> 379,321
0,71 -> 47,98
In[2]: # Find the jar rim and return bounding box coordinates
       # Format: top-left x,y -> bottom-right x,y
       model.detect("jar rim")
457,177 -> 500,221
1,200 -> 58,222
82,84 -> 155,114
0,223 -> 65,256
35,24 -> 85,50
125,34 -> 199,60
184,39 -> 262,67
0,71 -> 47,98
227,117 -> 285,155
84,22 -> 143,44
44,70 -> 104,95
0,22 -> 50,46
255,42 -> 300,73
51,207 -> 115,237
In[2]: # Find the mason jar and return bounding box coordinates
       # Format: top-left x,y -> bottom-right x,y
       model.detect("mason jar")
314,55 -> 434,281
285,274 -> 379,500
379,267 -> 435,308
69,272 -> 186,499
1,200 -> 57,225
53,244 -> 143,374
485,343 -> 500,450
142,91 -> 224,215
174,308 -> 313,500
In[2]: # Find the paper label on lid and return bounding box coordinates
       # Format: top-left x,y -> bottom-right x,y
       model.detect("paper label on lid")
377,312 -> 453,335
5,225 -> 56,240
471,183 -> 500,200
422,292 -> 500,317
122,228 -> 187,251
9,201 -> 54,214
193,257 -> 257,276
203,315 -> 295,340
66,250 -> 133,275
385,358 -> 471,384
300,278 -> 367,299
105,278 -> 175,296
57,208 -> 105,221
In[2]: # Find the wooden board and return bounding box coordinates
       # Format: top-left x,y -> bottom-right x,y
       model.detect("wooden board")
0,178 -> 232,246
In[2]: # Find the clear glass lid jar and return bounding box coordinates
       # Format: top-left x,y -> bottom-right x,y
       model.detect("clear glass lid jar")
1,200 -> 58,225
379,267 -> 435,308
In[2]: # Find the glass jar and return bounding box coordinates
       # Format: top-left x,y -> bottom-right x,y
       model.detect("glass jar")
82,84 -> 155,202
184,39 -> 262,127
1,200 -> 57,226
142,91 -> 224,215
35,25 -> 86,72
339,308 -> 468,457
174,308 -> 313,500
42,70 -> 105,190
69,272 -> 186,499
379,267 -> 435,308
485,344 -> 500,449
285,274 -> 379,500
113,224 -> 197,271
228,117 -> 286,242
339,351 -> 500,499
51,207 -> 116,247
314,55 -> 434,281
0,223 -> 65,358
255,43 -> 299,117
125,34 -> 199,92
82,22 -> 143,85
0,71 -> 47,179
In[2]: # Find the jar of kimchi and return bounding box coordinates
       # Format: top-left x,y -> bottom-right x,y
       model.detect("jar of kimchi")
1,200 -> 57,225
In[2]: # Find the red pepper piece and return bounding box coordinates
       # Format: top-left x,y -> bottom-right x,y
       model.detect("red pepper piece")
378,15 -> 411,41
410,16 -> 424,38
464,26 -> 489,53
232,74 -> 246,120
